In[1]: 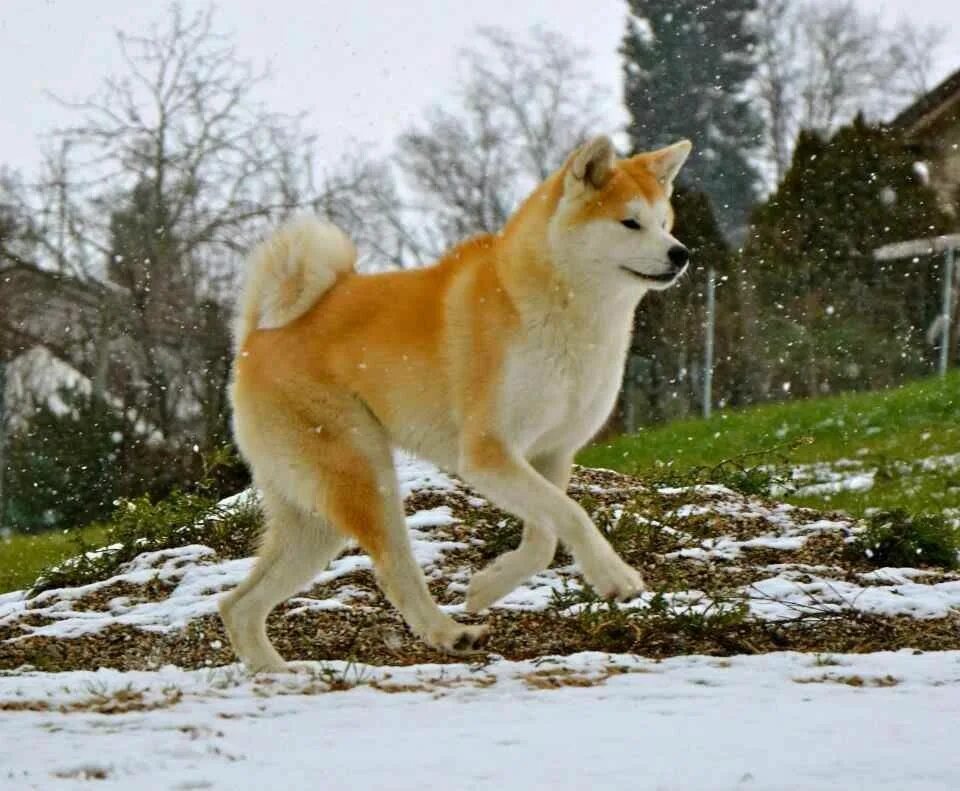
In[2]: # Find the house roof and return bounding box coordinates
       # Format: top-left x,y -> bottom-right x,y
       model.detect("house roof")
0,262 -> 122,364
891,68 -> 960,139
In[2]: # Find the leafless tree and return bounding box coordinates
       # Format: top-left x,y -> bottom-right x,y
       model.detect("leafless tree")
49,5 -> 318,282
752,0 -> 801,183
394,27 -> 606,257
1,5 -> 403,447
45,4 -> 321,443
888,20 -> 947,98
751,0 -> 945,187
465,27 -> 605,181
795,2 -> 887,133
313,151 -> 428,270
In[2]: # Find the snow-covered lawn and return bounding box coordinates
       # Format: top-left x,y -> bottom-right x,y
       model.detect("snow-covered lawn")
2,650 -> 959,790
3,457 -> 958,647
2,455 -> 960,789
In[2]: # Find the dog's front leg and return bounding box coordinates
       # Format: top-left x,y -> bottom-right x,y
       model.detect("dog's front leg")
459,437 -> 645,602
465,451 -> 570,611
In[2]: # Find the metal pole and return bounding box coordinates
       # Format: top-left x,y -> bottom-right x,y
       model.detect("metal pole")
623,355 -> 636,434
940,246 -> 955,377
703,268 -> 716,418
0,358 -> 6,528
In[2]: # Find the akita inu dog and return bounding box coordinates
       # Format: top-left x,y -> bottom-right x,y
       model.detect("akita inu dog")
221,135 -> 692,671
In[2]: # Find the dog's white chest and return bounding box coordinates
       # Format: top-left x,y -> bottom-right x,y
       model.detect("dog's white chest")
501,310 -> 632,453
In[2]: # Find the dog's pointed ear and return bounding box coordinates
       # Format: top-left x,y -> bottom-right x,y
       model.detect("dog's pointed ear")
646,140 -> 692,192
566,136 -> 615,192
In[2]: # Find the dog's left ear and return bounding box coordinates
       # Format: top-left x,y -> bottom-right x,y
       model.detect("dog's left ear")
566,136 -> 615,191
646,140 -> 692,193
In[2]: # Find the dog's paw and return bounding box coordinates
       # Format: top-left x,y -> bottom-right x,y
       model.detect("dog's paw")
426,622 -> 490,655
246,658 -> 295,675
587,561 -> 646,602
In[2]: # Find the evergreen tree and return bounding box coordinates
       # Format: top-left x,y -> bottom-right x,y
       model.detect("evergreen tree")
744,116 -> 952,396
3,383 -> 226,534
621,0 -> 762,235
5,389 -> 124,532
107,179 -> 188,437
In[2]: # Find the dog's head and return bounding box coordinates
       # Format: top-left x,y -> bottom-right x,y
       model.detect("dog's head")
548,136 -> 692,291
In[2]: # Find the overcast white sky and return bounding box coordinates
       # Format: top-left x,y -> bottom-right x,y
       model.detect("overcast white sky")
1,0 -> 957,180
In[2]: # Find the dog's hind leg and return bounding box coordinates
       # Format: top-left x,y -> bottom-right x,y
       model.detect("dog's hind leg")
313,422 -> 488,654
465,451 -> 569,612
219,488 -> 347,673
230,389 -> 487,661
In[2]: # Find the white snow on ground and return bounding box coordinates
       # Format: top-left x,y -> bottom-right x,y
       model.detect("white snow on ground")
1,650 -> 959,790
769,459 -> 878,497
394,450 -> 459,495
747,573 -> 960,620
4,454 -> 960,641
772,452 -> 960,498
4,455 -> 960,789
792,471 -> 877,497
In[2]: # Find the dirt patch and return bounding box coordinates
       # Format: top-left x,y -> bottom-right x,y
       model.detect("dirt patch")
3,465 -> 960,674
794,673 -> 900,687
66,578 -> 177,613
52,766 -> 112,781
4,604 -> 960,674
2,685 -> 183,714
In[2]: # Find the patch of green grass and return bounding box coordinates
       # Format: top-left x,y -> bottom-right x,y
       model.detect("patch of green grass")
631,437 -> 810,497
582,371 -> 960,471
580,371 -> 960,517
0,523 -> 111,594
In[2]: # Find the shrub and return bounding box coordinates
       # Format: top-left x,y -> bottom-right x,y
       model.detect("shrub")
848,509 -> 959,570
31,454 -> 262,593
4,388 -> 126,532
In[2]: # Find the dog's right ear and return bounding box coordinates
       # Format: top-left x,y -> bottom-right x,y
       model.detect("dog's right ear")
565,136 -> 614,192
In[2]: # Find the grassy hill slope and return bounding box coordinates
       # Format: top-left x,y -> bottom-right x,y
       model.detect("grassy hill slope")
579,372 -> 960,516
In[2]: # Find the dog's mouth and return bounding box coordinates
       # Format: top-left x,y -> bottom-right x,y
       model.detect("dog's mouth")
619,266 -> 684,284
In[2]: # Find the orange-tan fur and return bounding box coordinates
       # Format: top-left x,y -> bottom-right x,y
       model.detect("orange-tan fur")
221,135 -> 692,671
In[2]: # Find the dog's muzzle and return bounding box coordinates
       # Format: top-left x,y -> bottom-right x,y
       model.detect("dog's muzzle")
621,244 -> 690,284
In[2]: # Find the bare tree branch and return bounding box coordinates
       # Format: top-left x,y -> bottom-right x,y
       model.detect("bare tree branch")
4,3 -> 399,446
393,27 -> 605,256
751,0 -> 945,188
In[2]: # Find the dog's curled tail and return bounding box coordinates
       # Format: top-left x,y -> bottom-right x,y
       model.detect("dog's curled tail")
234,215 -> 356,347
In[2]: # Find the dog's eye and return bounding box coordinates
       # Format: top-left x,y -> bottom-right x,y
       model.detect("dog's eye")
620,218 -> 642,230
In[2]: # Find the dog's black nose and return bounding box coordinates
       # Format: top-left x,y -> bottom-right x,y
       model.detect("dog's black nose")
668,245 -> 689,269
